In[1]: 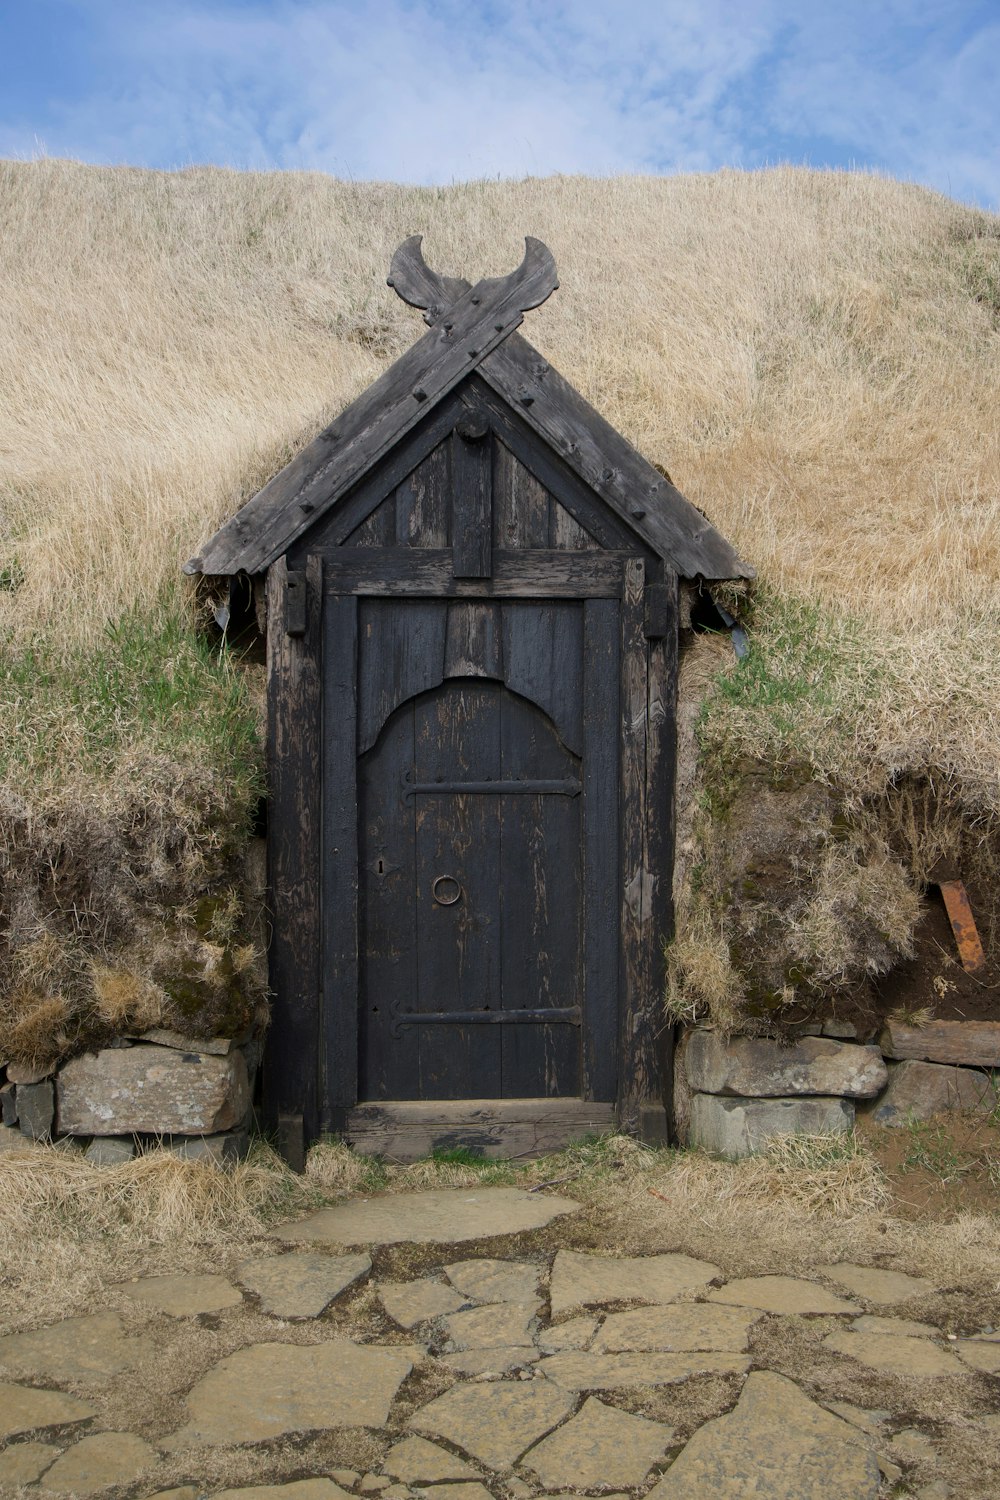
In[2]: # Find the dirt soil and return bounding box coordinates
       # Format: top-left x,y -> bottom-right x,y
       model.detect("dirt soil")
874,881 -> 1000,1026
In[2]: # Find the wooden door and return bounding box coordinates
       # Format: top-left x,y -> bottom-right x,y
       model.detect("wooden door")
359,679 -> 583,1100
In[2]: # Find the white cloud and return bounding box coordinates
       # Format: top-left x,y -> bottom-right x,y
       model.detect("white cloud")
0,0 -> 996,206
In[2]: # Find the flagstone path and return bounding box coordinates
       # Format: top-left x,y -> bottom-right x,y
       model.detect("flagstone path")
0,1185 -> 996,1498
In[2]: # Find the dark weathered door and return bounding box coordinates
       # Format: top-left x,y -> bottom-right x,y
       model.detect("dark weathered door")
359,679 -> 583,1100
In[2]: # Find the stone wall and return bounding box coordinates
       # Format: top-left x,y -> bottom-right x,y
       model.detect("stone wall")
675,1019 -> 1000,1157
0,1028 -> 258,1164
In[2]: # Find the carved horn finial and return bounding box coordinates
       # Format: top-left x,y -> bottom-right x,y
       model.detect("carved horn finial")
388,236 -> 471,324
388,235 -> 558,325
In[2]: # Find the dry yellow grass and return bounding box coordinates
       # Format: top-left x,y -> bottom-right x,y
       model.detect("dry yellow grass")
2,160 -> 997,785
1,159 -> 998,1041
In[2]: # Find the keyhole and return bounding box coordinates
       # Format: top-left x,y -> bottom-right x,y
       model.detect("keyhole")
376,857 -> 385,875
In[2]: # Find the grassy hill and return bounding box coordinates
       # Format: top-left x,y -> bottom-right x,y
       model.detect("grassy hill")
1,159 -> 998,1061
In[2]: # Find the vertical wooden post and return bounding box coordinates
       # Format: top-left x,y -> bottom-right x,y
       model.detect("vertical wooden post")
263,555 -> 322,1161
618,556 -> 668,1135
322,590 -> 360,1126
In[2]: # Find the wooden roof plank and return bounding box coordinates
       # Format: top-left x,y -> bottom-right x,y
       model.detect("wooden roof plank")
186,245 -> 558,577
478,333 -> 753,581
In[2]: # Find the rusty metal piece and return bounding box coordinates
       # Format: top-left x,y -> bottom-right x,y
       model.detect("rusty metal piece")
938,880 -> 986,973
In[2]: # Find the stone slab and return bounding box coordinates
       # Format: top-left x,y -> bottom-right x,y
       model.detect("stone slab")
813,1263 -> 935,1304
166,1340 -> 413,1447
522,1395 -> 674,1489
880,1018 -> 1000,1067
56,1046 -> 249,1135
866,1059 -> 998,1124
238,1253 -> 372,1318
956,1339 -> 1000,1374
823,1330 -> 964,1376
413,1486 -> 492,1500
410,1380 -> 575,1468
84,1136 -> 136,1165
444,1258 -> 541,1304
595,1303 -> 760,1352
383,1435 -> 476,1483
272,1188 -> 579,1246
644,1370 -> 880,1499
852,1314 -> 938,1338
121,1273 -> 243,1316
0,1312 -> 154,1384
708,1276 -> 860,1316
166,1130 -> 250,1164
7,1062 -> 54,1085
39,1432 -> 158,1494
549,1250 -> 720,1314
132,1027 -> 245,1055
688,1093 -> 854,1158
380,1279 -> 466,1327
538,1350 -> 750,1389
16,1081 -> 54,1140
443,1302 -> 536,1349
0,1082 -> 16,1126
213,1485 -> 354,1500
437,1347 -> 540,1376
0,1381 -> 97,1439
537,1315 -> 600,1353
0,1440 -> 60,1484
684,1030 -> 887,1098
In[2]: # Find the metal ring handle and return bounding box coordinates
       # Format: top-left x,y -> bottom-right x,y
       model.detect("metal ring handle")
432,875 -> 463,906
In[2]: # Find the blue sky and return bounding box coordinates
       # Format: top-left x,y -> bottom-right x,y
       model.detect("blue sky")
1,0 -> 998,207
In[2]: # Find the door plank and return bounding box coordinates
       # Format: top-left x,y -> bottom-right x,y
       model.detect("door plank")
499,691 -> 582,1097
358,701 -> 420,1099
264,556 -> 323,1148
493,438 -> 549,550
502,601 -> 585,757
358,598 -> 448,753
414,683 -> 502,1098
444,601 -> 503,679
581,599 -> 620,1101
323,549 -> 624,598
322,592 -> 360,1117
396,440 -> 451,547
618,559 -> 653,1131
452,424 -> 493,577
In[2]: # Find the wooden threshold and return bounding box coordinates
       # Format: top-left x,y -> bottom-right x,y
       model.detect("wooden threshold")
344,1098 -> 617,1162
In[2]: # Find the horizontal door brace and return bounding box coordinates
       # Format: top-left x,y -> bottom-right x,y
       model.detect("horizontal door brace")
401,772 -> 581,800
390,1005 -> 581,1038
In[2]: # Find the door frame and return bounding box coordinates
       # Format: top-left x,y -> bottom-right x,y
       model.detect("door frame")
263,549 -> 678,1152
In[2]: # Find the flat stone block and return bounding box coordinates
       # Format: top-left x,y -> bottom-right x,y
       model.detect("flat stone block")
272,1187 -> 579,1246
165,1129 -> 250,1163
0,1082 -> 17,1126
380,1278 -> 465,1328
40,1432 -> 157,1495
238,1252 -> 371,1318
444,1257 -> 541,1304
443,1301 -> 536,1349
538,1350 -> 750,1389
550,1249 -> 720,1315
131,1027 -> 246,1055
57,1046 -> 249,1135
523,1395 -> 674,1490
880,1018 -> 1000,1067
437,1346 -> 540,1375
213,1485 -> 353,1500
0,1381 -> 96,1439
866,1058 -> 997,1125
537,1315 -> 599,1353
823,1330 -> 964,1377
708,1276 -> 860,1316
410,1380 -> 574,1469
84,1135 -> 135,1165
814,1263 -> 934,1304
0,1440 -> 60,1484
0,1312 -> 154,1385
956,1339 -> 1000,1374
17,1080 -> 54,1140
684,1030 -> 886,1098
595,1303 -> 760,1352
644,1370 -> 880,1500
120,1273 -> 243,1316
383,1435 -> 476,1483
7,1062 -> 54,1085
166,1340 -> 413,1447
688,1093 -> 854,1158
